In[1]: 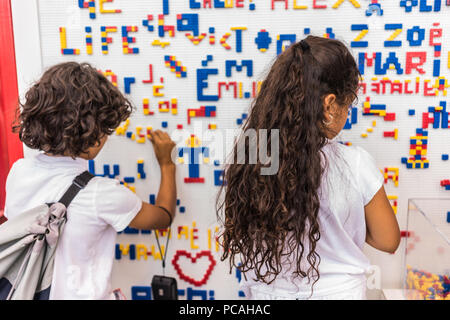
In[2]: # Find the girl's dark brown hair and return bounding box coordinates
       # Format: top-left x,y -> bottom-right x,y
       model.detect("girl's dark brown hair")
13,62 -> 133,158
217,36 -> 361,291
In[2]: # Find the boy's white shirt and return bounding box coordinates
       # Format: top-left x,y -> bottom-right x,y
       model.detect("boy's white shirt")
240,140 -> 384,299
4,153 -> 142,300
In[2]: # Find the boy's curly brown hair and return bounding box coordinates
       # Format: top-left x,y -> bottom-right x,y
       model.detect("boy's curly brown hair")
13,62 -> 133,158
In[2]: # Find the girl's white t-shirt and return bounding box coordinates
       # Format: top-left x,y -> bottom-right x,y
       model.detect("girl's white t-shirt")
4,153 -> 142,300
240,140 -> 384,299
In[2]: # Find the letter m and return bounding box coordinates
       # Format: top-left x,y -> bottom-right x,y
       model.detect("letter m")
225,60 -> 253,77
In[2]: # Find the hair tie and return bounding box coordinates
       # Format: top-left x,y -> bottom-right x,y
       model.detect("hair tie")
299,39 -> 310,52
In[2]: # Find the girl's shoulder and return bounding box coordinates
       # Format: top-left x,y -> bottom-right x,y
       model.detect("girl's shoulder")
323,142 -> 379,179
323,141 -> 371,164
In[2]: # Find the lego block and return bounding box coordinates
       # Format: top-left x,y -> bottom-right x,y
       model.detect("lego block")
208,27 -> 216,44
190,0 -> 201,8
115,244 -> 136,260
124,77 -> 135,94
214,170 -> 225,186
225,60 -> 253,77
99,0 -> 122,13
59,27 -> 80,55
187,106 -> 216,124
366,3 -> 383,16
236,113 -> 248,125
276,34 -> 296,55
408,109 -> 416,116
142,98 -> 154,116
380,52 -> 404,75
123,177 -> 135,183
158,14 -> 175,37
164,55 -> 187,78
442,154 -> 449,161
230,27 -> 247,53
387,195 -> 398,214
441,180 -> 450,190
88,160 -> 120,178
323,27 -> 335,39
101,69 -> 118,87
383,129 -> 398,140
163,0 -> 169,14
131,286 -> 151,300
433,59 -> 440,77
220,32 -> 232,50
332,0 -> 361,9
121,26 -> 139,54
351,24 -> 369,48
201,55 -> 213,67
79,0 -> 96,19
400,231 -> 411,238
161,121 -> 168,128
185,33 -> 207,45
384,24 -> 403,47
85,26 -> 93,54
137,159 -> 146,179
384,113 -> 396,121
254,29 -> 272,53
419,0 -> 432,11
176,13 -> 199,36
151,39 -> 170,48
400,0 -> 418,12
100,26 -> 117,54
123,227 -> 139,234
153,85 -> 164,97
218,82 -> 237,98
271,0 -> 288,9
384,167 -> 399,187
142,14 -> 154,32
197,69 -> 219,101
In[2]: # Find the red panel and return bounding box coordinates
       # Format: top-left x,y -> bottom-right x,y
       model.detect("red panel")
0,0 -> 23,216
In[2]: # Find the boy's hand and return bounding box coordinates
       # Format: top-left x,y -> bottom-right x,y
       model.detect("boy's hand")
148,130 -> 176,167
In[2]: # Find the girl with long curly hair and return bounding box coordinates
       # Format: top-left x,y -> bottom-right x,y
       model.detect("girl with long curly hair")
217,36 -> 400,300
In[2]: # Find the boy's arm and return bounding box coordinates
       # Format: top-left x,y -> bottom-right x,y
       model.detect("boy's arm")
129,164 -> 176,230
129,130 -> 177,230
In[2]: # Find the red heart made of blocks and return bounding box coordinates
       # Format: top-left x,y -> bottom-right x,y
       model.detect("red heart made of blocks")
171,250 -> 217,287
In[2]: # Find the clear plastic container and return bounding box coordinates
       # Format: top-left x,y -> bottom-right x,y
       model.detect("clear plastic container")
403,198 -> 450,300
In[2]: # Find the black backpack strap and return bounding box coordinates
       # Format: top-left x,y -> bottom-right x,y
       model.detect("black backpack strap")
58,171 -> 95,208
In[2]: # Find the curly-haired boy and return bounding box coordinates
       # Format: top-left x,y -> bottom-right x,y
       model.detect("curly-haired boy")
5,62 -> 177,299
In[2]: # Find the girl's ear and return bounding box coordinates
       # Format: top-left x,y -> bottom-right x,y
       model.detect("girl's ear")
322,93 -> 337,122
